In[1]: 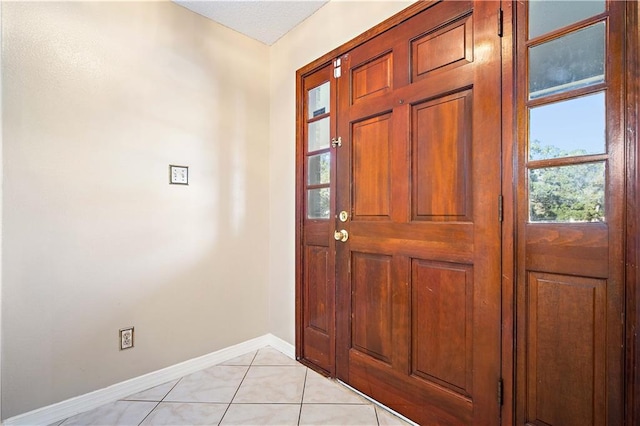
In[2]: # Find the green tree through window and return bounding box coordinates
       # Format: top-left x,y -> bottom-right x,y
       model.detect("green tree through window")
529,140 -> 605,222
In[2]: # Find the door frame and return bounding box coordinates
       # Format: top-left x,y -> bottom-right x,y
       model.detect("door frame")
500,1 -> 516,423
625,2 -> 640,424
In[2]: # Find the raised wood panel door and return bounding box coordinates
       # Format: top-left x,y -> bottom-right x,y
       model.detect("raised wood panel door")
514,1 -> 626,424
296,64 -> 337,375
334,1 -> 503,424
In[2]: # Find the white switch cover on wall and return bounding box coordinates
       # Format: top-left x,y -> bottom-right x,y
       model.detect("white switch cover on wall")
170,165 -> 188,185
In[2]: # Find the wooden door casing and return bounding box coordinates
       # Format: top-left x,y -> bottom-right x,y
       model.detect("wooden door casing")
626,3 -> 640,425
335,1 -> 503,424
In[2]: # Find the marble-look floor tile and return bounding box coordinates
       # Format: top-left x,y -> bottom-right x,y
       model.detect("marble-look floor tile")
121,380 -> 179,402
219,351 -> 256,366
252,347 -> 298,366
164,365 -> 248,403
140,402 -> 227,425
52,347 -> 417,426
233,366 -> 306,403
61,401 -> 157,426
299,403 -> 378,425
376,405 -> 416,425
220,404 -> 301,425
303,370 -> 369,404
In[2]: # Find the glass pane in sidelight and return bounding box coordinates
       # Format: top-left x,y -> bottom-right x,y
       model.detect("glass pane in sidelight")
308,81 -> 330,119
307,188 -> 330,219
529,92 -> 605,161
308,153 -> 330,185
308,117 -> 330,152
529,23 -> 605,99
529,0 -> 605,39
529,162 -> 605,222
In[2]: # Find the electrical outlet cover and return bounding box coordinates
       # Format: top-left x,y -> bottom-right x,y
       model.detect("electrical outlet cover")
169,165 -> 188,185
120,327 -> 134,350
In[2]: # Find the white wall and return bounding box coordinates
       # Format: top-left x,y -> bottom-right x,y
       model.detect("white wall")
268,0 -> 415,343
2,1 -> 270,419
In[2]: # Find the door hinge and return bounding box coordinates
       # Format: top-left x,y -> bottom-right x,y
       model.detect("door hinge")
498,195 -> 504,222
497,8 -> 504,37
498,378 -> 504,406
333,58 -> 342,78
331,136 -> 342,148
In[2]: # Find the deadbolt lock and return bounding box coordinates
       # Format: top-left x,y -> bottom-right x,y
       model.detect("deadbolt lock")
339,211 -> 349,222
334,229 -> 349,242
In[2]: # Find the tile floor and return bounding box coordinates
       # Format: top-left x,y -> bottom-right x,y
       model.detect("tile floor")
52,347 -> 414,426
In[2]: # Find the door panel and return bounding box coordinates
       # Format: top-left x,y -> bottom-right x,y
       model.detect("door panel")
352,114 -> 392,218
352,53 -> 393,104
351,252 -> 393,364
515,1 -> 625,424
412,90 -> 472,220
305,246 -> 329,333
526,272 -> 607,426
412,13 -> 474,79
335,1 -> 502,424
411,260 -> 473,396
297,64 -> 337,375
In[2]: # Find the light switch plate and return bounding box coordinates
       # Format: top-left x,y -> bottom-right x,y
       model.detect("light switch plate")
170,165 -> 188,185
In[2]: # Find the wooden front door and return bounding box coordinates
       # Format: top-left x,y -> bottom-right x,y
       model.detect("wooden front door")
333,1 -> 503,424
297,1 -> 639,425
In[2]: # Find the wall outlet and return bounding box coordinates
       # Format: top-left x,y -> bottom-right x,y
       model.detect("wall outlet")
119,327 -> 134,350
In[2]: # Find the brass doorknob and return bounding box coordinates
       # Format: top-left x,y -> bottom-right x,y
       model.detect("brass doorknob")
334,229 -> 349,242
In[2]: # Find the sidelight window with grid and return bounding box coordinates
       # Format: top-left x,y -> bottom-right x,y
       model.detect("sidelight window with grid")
306,81 -> 331,220
526,0 -> 608,223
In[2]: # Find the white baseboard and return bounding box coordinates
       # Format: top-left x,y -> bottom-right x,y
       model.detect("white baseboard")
3,333 -> 295,426
264,333 -> 295,359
